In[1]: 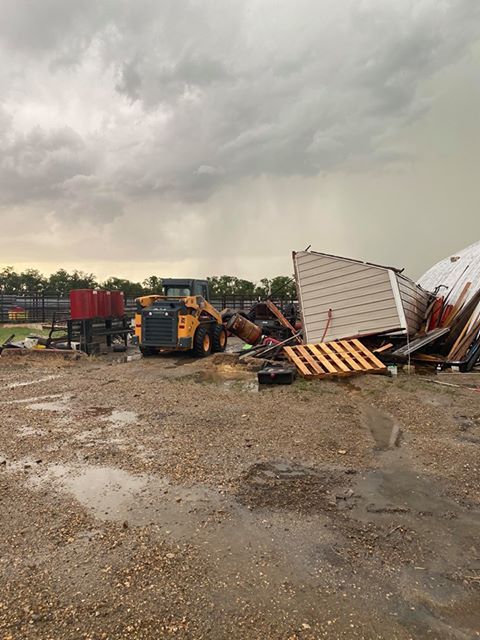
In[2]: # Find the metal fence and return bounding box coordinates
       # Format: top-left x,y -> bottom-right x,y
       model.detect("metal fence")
0,292 -> 296,324
0,293 -> 70,323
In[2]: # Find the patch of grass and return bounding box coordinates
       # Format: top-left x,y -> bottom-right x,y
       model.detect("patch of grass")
294,378 -> 337,394
294,378 -> 314,392
0,326 -> 50,344
362,387 -> 378,396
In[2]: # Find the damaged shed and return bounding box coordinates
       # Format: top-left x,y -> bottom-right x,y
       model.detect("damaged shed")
293,250 -> 430,343
417,239 -> 480,305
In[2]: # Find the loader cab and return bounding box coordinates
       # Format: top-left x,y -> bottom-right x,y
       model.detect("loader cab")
163,279 -> 210,300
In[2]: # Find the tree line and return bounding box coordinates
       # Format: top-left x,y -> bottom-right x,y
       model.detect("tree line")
0,267 -> 296,299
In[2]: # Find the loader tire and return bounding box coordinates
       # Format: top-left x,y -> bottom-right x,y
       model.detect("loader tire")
140,346 -> 157,357
193,326 -> 212,358
212,324 -> 227,353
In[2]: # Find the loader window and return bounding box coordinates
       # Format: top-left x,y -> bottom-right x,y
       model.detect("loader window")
165,286 -> 191,297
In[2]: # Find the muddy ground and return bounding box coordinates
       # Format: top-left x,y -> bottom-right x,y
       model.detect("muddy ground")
0,345 -> 479,639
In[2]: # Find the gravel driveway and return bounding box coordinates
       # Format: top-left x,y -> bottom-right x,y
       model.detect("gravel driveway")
0,349 -> 479,639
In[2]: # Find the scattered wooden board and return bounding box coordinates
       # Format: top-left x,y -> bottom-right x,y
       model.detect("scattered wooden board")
373,343 -> 394,354
392,327 -> 450,357
284,339 -> 387,379
265,300 -> 301,342
442,282 -> 471,326
412,353 -> 445,363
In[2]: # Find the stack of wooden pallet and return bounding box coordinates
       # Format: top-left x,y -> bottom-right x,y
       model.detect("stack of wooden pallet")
284,339 -> 387,379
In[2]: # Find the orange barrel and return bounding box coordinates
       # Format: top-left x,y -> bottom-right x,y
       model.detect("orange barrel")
110,291 -> 125,317
70,289 -> 97,320
227,314 -> 262,345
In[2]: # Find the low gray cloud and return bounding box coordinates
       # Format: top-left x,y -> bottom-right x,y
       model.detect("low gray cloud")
0,121 -> 96,205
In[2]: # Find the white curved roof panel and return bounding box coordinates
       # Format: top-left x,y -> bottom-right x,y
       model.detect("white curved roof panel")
417,240 -> 480,305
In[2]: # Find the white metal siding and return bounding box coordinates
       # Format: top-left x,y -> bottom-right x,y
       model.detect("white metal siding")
395,274 -> 430,335
294,251 -> 402,343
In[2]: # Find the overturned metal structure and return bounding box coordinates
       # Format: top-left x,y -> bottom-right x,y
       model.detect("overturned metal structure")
293,250 -> 430,344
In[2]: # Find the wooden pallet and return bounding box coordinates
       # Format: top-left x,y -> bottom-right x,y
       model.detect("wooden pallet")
284,339 -> 387,379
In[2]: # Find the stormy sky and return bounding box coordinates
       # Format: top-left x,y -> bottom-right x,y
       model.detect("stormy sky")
1,0 -> 480,282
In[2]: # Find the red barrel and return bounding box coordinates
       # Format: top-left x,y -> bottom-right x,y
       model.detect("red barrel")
96,290 -> 112,318
110,291 -> 125,317
70,289 -> 98,320
105,291 -> 112,318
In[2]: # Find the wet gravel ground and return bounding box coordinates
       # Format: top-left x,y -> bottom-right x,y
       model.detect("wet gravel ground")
0,348 -> 479,639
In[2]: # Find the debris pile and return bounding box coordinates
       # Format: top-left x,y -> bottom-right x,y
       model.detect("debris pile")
0,323 -> 81,359
385,240 -> 480,372
228,242 -> 480,381
228,301 -> 302,357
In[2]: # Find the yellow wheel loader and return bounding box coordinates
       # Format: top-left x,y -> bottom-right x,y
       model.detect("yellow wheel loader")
134,279 -> 227,358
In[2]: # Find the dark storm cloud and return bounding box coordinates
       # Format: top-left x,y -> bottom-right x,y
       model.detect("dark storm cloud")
106,0 -> 480,197
1,0 -> 479,205
0,0 -> 480,275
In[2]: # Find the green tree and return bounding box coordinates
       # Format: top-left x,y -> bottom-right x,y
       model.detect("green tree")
0,267 -> 22,293
269,276 -> 296,299
47,269 -> 73,294
47,269 -> 97,294
207,276 -> 232,296
102,277 -> 144,296
207,275 -> 255,297
18,269 -> 47,292
254,276 -> 295,298
235,278 -> 255,296
69,270 -> 98,289
254,277 -> 271,297
142,276 -> 163,293
0,266 -> 297,298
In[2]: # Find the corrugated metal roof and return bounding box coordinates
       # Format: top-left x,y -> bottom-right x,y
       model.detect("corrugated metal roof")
417,240 -> 480,305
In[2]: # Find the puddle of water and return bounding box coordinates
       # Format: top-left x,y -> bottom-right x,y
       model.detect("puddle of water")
84,407 -> 112,417
363,405 -> 401,450
237,461 -> 340,513
73,427 -> 127,446
194,370 -> 258,393
30,463 -> 227,536
2,375 -> 60,390
17,426 -> 47,437
1,393 -> 64,406
22,459 -> 480,635
28,460 -> 332,598
102,410 -> 138,427
28,395 -> 70,412
350,468 -> 480,532
42,465 -> 148,519
26,461 -> 340,617
258,461 -> 317,480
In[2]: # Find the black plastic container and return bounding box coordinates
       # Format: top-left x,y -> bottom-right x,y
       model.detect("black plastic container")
257,366 -> 297,385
